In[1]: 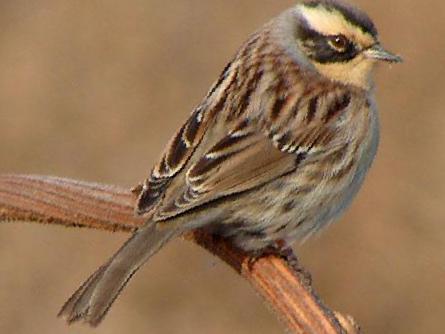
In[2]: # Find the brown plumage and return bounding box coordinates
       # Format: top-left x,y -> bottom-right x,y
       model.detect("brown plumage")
59,0 -> 401,326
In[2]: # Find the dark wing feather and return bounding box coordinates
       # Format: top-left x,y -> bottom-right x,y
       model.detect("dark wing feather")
136,58 -> 239,216
153,126 -> 301,220
136,106 -> 210,215
150,83 -> 358,221
136,36 -> 359,220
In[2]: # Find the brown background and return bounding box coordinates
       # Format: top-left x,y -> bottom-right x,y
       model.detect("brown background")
0,1 -> 443,333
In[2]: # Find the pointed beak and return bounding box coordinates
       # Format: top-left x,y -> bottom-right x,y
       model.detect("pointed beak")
364,44 -> 403,63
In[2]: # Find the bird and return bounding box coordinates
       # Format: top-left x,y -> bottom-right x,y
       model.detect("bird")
59,0 -> 401,326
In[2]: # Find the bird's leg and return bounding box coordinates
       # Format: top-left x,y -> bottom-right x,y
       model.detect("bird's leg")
247,239 -> 297,268
271,239 -> 301,269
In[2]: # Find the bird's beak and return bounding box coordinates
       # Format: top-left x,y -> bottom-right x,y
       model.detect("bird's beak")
364,44 -> 403,63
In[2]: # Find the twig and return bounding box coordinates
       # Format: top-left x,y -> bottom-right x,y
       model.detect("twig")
0,174 -> 360,334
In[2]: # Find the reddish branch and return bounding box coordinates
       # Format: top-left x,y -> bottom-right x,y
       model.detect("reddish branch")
0,174 -> 360,334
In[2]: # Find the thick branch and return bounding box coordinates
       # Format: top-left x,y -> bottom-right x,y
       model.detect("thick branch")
0,174 -> 359,334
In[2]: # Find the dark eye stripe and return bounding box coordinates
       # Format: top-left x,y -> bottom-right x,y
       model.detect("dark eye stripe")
298,24 -> 358,64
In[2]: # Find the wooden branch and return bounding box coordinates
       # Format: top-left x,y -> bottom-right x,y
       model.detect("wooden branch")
0,174 -> 360,334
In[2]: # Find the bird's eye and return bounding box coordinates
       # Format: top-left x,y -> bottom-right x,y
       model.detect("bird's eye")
328,34 -> 350,52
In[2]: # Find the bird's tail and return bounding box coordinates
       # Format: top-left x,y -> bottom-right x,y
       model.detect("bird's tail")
58,223 -> 178,326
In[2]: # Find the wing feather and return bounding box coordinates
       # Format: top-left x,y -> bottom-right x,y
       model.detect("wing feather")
154,129 -> 301,220
136,106 -> 208,214
135,39 -> 361,221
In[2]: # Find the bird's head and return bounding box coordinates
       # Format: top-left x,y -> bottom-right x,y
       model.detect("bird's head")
292,0 -> 402,89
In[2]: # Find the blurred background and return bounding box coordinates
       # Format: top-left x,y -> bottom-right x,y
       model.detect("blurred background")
0,1 -> 443,333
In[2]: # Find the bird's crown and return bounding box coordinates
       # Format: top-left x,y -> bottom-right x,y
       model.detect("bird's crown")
299,0 -> 377,37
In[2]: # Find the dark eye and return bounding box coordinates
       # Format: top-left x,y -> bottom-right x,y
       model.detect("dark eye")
328,34 -> 349,52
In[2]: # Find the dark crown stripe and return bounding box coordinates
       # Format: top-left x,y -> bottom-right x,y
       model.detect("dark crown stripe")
302,0 -> 377,36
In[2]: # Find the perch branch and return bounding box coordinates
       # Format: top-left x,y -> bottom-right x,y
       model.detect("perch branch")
0,174 -> 360,334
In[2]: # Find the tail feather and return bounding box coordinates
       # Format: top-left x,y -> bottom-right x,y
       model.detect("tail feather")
59,262 -> 110,323
58,223 -> 178,326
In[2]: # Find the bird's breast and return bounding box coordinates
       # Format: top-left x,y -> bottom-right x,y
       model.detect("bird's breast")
224,95 -> 379,250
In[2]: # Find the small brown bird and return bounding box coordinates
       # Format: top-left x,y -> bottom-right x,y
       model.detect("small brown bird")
59,0 -> 401,326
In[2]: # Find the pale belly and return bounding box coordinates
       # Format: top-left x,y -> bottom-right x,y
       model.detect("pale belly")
219,113 -> 379,251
